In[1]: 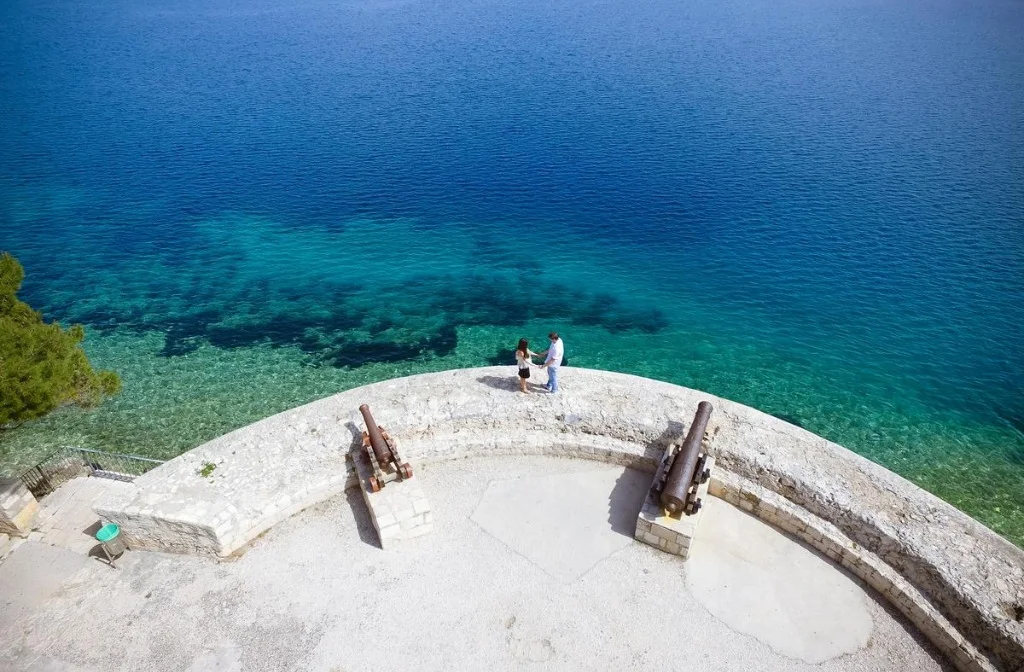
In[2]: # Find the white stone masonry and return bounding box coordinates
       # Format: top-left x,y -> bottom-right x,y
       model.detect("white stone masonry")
635,454 -> 715,559
91,366 -> 1024,671
350,449 -> 433,549
0,478 -> 38,537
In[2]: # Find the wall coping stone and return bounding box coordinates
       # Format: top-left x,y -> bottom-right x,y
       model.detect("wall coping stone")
0,477 -> 38,537
93,366 -> 1024,670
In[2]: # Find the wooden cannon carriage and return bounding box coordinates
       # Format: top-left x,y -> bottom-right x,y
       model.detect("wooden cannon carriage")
359,404 -> 413,492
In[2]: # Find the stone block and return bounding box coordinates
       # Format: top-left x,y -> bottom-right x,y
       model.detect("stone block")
635,455 -> 715,560
652,524 -> 677,541
0,479 -> 39,537
776,512 -> 801,535
351,449 -> 433,549
952,644 -> 980,672
406,524 -> 434,539
864,567 -> 894,594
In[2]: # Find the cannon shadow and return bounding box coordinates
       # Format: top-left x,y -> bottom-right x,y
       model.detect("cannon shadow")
343,421 -> 381,549
607,469 -> 651,537
606,420 -> 687,537
345,488 -> 381,549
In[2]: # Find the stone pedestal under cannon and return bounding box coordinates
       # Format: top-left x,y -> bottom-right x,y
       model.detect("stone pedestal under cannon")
635,401 -> 716,559
635,456 -> 715,558
351,405 -> 433,549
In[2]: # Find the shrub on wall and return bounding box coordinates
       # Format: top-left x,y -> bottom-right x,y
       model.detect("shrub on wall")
0,252 -> 121,427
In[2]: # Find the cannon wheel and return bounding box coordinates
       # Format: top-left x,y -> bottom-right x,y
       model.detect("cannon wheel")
369,476 -> 381,493
400,463 -> 413,479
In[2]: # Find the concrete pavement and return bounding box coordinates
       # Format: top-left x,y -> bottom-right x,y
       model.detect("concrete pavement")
0,457 -> 951,671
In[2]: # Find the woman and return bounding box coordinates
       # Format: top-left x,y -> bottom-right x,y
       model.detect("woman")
514,338 -> 535,393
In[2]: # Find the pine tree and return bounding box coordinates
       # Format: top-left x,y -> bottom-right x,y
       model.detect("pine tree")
0,252 -> 121,427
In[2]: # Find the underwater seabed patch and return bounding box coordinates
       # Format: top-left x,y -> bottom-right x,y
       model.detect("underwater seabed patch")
12,213 -> 670,366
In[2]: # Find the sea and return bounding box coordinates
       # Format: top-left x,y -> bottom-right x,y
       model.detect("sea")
1,0 -> 1022,543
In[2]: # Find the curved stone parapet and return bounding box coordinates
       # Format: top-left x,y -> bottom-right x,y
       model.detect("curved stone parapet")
94,367 -> 1024,671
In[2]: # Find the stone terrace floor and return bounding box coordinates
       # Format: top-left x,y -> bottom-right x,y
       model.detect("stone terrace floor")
1,477 -> 134,562
0,456 -> 952,672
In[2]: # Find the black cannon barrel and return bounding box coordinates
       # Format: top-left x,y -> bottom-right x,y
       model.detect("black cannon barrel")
359,404 -> 394,466
660,401 -> 714,516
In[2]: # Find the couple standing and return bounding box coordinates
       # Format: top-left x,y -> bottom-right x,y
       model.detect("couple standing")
515,332 -> 564,394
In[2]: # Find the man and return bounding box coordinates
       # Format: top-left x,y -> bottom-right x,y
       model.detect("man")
538,332 -> 564,394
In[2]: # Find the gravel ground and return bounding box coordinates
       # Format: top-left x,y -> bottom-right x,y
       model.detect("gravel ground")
0,456 -> 952,672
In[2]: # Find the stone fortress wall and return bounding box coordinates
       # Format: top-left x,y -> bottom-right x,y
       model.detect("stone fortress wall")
94,367 -> 1024,672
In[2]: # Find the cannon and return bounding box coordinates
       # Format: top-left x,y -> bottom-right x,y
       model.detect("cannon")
653,401 -> 714,518
359,404 -> 413,492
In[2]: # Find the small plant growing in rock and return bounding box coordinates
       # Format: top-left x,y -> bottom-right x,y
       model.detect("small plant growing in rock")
198,461 -> 216,478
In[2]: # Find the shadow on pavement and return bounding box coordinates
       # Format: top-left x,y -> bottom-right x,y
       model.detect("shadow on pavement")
343,421 -> 381,549
477,375 -> 519,392
478,374 -> 549,394
345,488 -> 381,549
607,468 -> 652,538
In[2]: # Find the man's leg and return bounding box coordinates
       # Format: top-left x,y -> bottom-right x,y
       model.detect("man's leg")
549,366 -> 559,393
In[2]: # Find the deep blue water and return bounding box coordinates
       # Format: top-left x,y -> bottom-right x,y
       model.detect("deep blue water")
1,0 -> 1023,540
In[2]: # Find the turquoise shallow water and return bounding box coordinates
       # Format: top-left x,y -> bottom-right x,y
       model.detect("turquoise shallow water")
1,0 -> 1023,543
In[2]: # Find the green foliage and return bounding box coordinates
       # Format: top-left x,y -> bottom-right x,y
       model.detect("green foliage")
198,461 -> 217,478
0,252 -> 121,427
